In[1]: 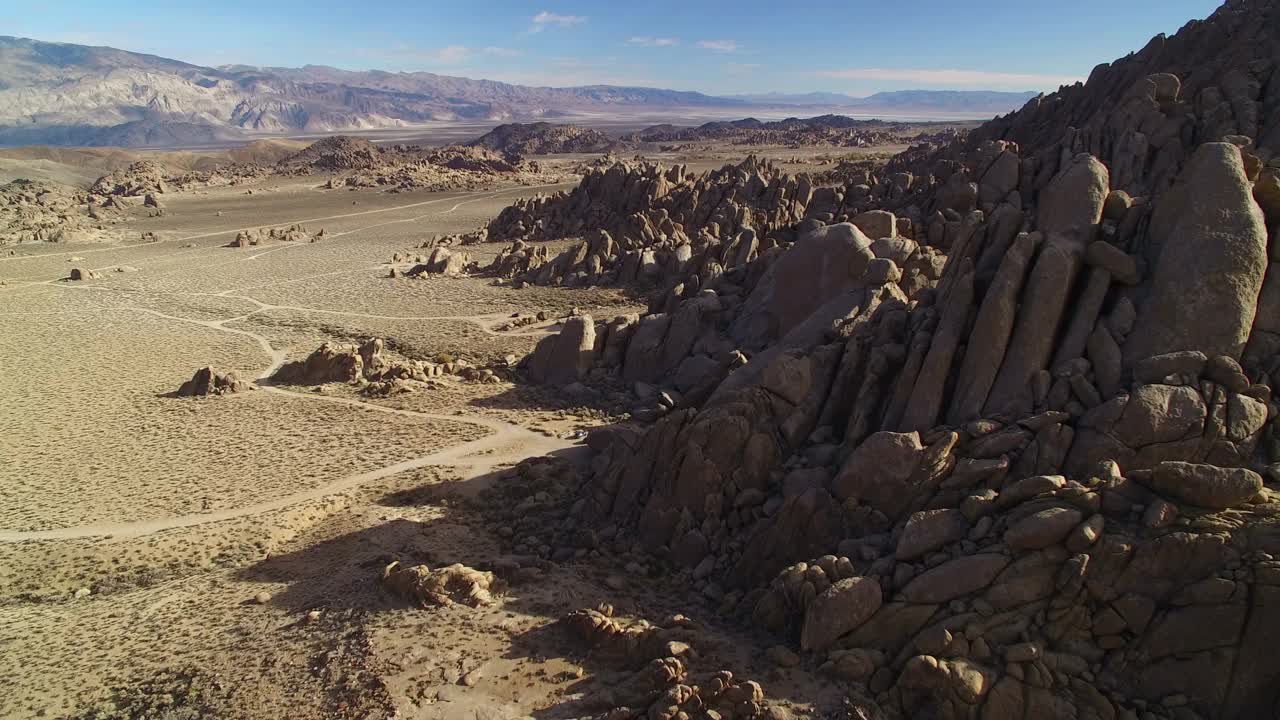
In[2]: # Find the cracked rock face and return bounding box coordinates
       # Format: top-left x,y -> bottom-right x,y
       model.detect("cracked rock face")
496,2 -> 1280,718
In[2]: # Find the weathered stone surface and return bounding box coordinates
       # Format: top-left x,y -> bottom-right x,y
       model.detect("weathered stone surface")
896,509 -> 970,561
831,431 -> 925,505
948,232 -> 1038,424
900,554 -> 1011,604
1124,143 -> 1268,366
1085,240 -> 1141,284
731,222 -> 873,349
1147,462 -> 1263,509
1003,506 -> 1083,550
1112,384 -> 1206,447
985,153 -> 1108,417
900,261 -> 973,431
527,315 -> 596,385
800,576 -> 883,651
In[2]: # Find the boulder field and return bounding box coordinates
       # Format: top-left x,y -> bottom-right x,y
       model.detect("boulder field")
487,1 -> 1280,717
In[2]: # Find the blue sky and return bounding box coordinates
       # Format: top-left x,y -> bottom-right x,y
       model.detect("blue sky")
4,1 -> 1224,95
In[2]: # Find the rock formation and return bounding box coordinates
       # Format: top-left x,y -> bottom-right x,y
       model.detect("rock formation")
382,561 -> 502,608
230,224 -> 323,247
621,115 -> 962,149
176,367 -> 250,397
270,338 -> 505,394
467,122 -> 615,155
279,136 -> 559,192
497,3 -> 1280,717
1,179 -> 129,245
90,160 -> 169,197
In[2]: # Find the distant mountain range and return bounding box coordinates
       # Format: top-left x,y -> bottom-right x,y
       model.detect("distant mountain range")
0,36 -> 1042,148
729,90 -> 1041,112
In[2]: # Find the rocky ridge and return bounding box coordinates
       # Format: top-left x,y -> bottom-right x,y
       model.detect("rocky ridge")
0,178 -> 134,245
467,122 -> 616,155
621,116 -> 965,149
478,2 -> 1280,717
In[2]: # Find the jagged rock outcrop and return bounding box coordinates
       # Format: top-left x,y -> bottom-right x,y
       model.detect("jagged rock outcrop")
1,179 -> 129,245
403,247 -> 472,277
467,122 -> 615,155
230,224 -> 323,247
279,136 -> 556,191
382,561 -> 502,608
478,4 -> 1280,718
483,157 -> 810,249
176,367 -> 250,397
90,160 -> 168,197
271,338 -> 504,394
526,315 -> 596,386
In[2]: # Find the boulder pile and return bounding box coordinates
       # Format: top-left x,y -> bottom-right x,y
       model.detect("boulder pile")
176,367 -> 250,397
90,160 -> 169,197
502,2 -> 1280,717
280,136 -> 561,192
402,247 -> 473,277
270,338 -> 505,395
1,179 -> 129,245
467,122 -> 615,155
230,224 -> 323,247
482,157 -> 811,248
559,605 -> 784,719
382,561 -> 502,608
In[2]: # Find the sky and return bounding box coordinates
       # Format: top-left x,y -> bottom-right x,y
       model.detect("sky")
3,0 -> 1225,96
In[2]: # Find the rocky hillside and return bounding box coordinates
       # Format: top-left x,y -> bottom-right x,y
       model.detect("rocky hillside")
0,36 -> 746,148
466,122 -> 616,155
468,1 -> 1280,718
622,115 -> 965,148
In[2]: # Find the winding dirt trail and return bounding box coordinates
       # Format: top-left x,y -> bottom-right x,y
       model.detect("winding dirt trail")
0,183 -> 575,543
0,303 -> 570,543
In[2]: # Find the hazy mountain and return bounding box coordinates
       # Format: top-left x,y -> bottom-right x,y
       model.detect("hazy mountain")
0,35 -> 1039,148
854,90 -> 1040,111
730,89 -> 1040,115
728,91 -> 861,105
0,36 -> 746,148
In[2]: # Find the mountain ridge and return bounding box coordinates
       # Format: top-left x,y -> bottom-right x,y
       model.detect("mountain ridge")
0,35 -> 1043,148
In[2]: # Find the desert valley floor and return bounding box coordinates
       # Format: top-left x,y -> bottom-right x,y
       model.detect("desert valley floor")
0,176 -> 722,718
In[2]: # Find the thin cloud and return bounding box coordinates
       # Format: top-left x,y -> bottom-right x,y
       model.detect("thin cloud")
350,43 -> 519,66
427,45 -> 470,64
696,39 -> 738,53
627,36 -> 679,47
530,11 -> 586,32
813,67 -> 1080,89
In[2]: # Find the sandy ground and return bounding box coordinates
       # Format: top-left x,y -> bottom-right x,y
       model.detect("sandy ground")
0,146 -> 867,718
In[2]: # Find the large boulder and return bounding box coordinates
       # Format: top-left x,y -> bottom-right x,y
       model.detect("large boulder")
800,576 -> 883,651
730,222 -> 873,349
1146,461 -> 1263,509
1124,143 -> 1268,367
527,315 -> 596,385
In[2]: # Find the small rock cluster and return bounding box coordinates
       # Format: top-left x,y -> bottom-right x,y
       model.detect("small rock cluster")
271,338 -> 505,396
561,606 -> 781,720
176,366 -> 250,397
230,224 -> 323,247
382,561 -> 502,608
